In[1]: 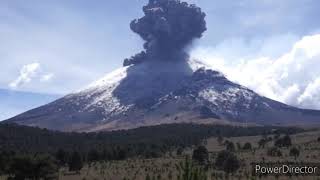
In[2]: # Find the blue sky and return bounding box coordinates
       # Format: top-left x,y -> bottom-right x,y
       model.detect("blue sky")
1,0 -> 320,119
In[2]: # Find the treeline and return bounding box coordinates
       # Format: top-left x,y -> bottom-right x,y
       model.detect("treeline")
0,123 -> 303,155
0,123 -> 304,179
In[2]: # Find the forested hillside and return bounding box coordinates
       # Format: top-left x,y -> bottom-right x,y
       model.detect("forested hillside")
0,123 -> 302,155
0,123 -> 304,179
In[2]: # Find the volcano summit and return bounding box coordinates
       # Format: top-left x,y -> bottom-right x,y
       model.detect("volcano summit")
6,0 -> 320,132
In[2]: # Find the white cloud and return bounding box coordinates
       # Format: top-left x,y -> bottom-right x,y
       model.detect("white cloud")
0,1 -> 143,95
8,62 -> 55,89
40,73 -> 54,82
298,78 -> 320,108
191,34 -> 320,110
9,63 -> 40,88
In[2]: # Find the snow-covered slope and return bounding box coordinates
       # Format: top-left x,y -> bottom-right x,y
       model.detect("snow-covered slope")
6,60 -> 320,132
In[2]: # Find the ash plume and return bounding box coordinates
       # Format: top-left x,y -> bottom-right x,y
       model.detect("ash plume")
123,0 -> 206,66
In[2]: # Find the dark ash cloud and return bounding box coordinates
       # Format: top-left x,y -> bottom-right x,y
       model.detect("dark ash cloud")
124,0 -> 206,66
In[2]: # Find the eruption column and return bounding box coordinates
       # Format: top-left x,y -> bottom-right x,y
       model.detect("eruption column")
124,0 -> 207,66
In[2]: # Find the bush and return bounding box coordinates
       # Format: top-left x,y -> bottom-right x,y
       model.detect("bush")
258,139 -> 267,148
274,135 -> 292,148
225,141 -> 235,152
215,151 -> 229,168
7,154 -> 58,179
242,142 -> 252,150
222,154 -> 240,174
215,150 -> 240,174
177,147 -> 184,156
192,146 -> 209,164
289,147 -> 300,159
267,147 -> 282,157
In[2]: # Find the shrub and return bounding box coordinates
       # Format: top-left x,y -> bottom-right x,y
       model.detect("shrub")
215,150 -> 240,174
222,154 -> 240,174
267,147 -> 282,157
215,151 -> 229,168
225,141 -> 235,152
192,146 -> 209,164
177,147 -> 184,156
7,154 -> 58,179
289,147 -> 300,159
242,142 -> 252,150
258,139 -> 267,148
274,135 -> 292,148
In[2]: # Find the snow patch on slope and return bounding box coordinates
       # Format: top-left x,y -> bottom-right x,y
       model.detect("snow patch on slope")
199,86 -> 255,109
87,66 -> 129,89
64,66 -> 131,117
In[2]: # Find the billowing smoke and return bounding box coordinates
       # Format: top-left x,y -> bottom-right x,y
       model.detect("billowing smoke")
123,0 -> 206,66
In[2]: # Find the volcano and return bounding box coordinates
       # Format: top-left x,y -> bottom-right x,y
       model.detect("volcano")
6,59 -> 320,132
5,0 -> 320,132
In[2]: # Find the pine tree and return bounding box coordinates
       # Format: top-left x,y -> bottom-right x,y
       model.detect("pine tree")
68,151 -> 83,172
55,149 -> 69,165
289,147 -> 300,159
192,146 -> 209,165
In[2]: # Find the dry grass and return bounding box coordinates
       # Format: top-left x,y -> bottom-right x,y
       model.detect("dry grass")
15,130 -> 320,180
